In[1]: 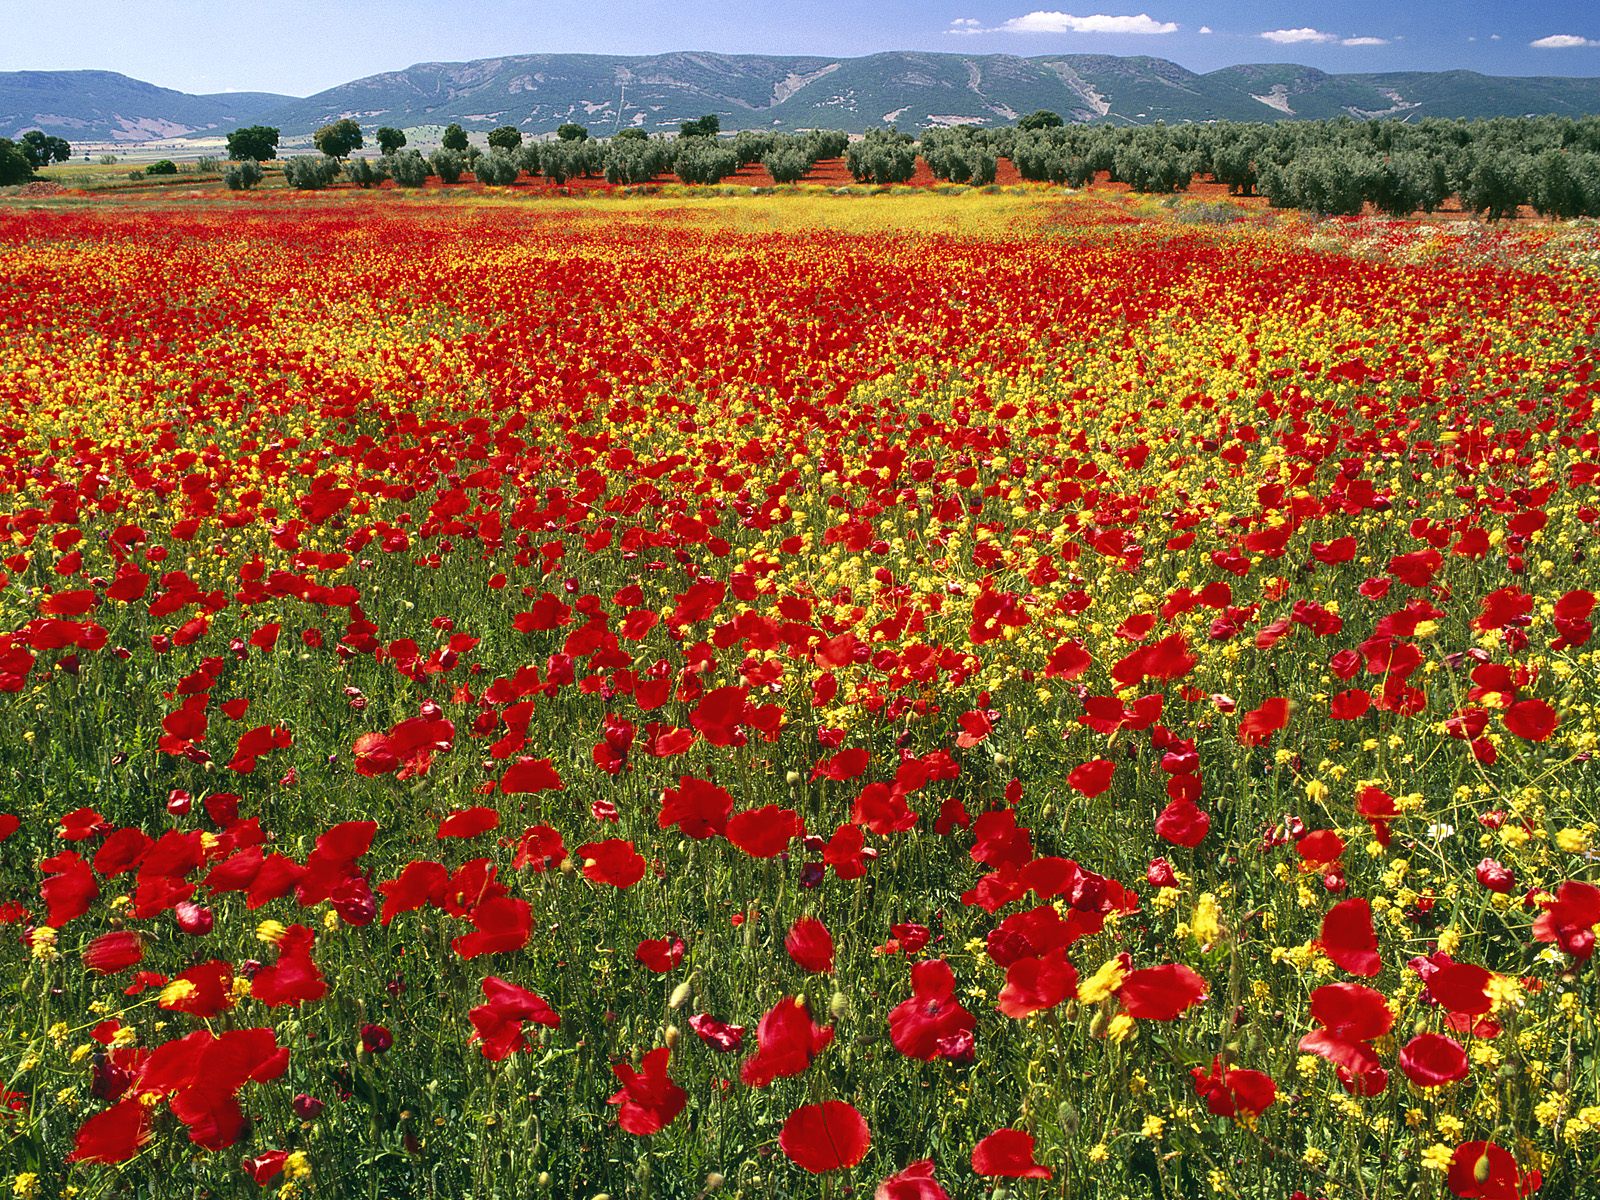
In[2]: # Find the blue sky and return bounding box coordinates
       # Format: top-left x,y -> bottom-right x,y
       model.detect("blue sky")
4,1 -> 1600,97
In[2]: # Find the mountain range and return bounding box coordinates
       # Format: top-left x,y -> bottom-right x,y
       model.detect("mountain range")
7,52 -> 1600,144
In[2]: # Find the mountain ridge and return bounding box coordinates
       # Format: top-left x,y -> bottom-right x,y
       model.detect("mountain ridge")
7,53 -> 1600,144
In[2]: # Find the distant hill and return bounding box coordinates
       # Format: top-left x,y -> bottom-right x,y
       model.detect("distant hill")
248,52 -> 1600,135
0,70 -> 292,142
9,54 -> 1600,146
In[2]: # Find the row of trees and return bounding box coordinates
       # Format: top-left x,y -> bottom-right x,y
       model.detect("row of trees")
1000,115 -> 1600,217
0,129 -> 73,185
250,120 -> 851,191
213,112 -> 1600,219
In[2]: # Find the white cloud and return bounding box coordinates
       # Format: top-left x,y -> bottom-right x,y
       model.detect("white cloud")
1260,27 -> 1337,44
1197,25 -> 1212,34
959,11 -> 1179,36
1341,36 -> 1388,46
1531,34 -> 1600,49
949,17 -> 981,27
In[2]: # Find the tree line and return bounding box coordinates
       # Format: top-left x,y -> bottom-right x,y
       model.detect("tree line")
84,110 -> 1600,220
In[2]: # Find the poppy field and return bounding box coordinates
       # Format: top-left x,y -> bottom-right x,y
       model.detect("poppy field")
0,188 -> 1598,1200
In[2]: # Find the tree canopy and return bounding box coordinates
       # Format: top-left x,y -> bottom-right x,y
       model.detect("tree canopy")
313,119 -> 364,159
487,126 -> 523,152
375,127 -> 408,155
679,114 -> 721,139
225,126 -> 280,162
440,124 -> 470,152
19,130 -> 71,169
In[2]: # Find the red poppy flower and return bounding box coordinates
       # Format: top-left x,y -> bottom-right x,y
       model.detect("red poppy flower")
876,1159 -> 949,1200
1502,699 -> 1557,742
996,949 -> 1077,1018
1190,1055 -> 1277,1118
1067,758 -> 1115,797
250,924 -> 327,1007
1116,963 -> 1208,1020
785,916 -> 835,973
1237,696 -> 1291,746
377,860 -> 449,924
1319,898 -> 1382,977
468,976 -> 560,1061
577,839 -> 646,888
1399,1033 -> 1469,1088
812,747 -> 870,782
499,756 -> 564,794
971,1127 -> 1051,1179
740,996 -> 834,1087
82,930 -> 145,975
1154,798 -> 1210,848
635,936 -> 685,973
608,1046 -> 687,1135
67,1099 -> 152,1164
451,896 -> 534,958
780,1101 -> 870,1173
159,959 -> 236,1018
658,775 -> 733,839
1447,1141 -> 1541,1200
728,805 -> 804,858
1299,982 -> 1393,1079
889,959 -> 976,1061
40,850 -> 98,927
688,1012 -> 746,1052
437,806 -> 500,839
1532,880 -> 1600,959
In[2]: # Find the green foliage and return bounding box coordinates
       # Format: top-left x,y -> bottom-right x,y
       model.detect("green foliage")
603,137 -> 671,184
440,123 -> 470,153
762,145 -> 811,184
922,130 -> 998,186
557,122 -> 590,142
384,150 -> 431,187
679,114 -> 722,138
429,149 -> 465,184
846,129 -> 917,185
487,125 -> 523,152
226,125 -> 280,162
1017,109 -> 1064,131
473,150 -> 521,186
375,127 -> 408,156
283,155 -> 341,190
221,159 -> 264,190
19,130 -> 72,168
673,138 -> 740,185
145,159 -> 179,176
0,138 -> 33,186
344,157 -> 389,189
1460,149 -> 1529,221
537,141 -> 585,185
314,119 -> 364,160
613,127 -> 650,142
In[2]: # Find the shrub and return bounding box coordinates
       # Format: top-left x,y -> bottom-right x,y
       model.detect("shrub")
673,139 -> 740,185
283,155 -> 340,190
386,151 -> 430,188
763,145 -> 811,184
430,150 -> 465,184
222,160 -> 264,190
846,133 -> 917,185
344,158 -> 389,188
538,141 -> 583,185
146,159 -> 179,176
473,150 -> 521,186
